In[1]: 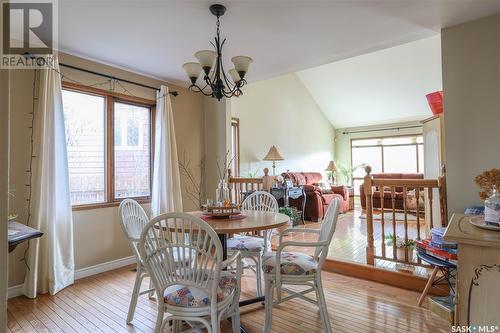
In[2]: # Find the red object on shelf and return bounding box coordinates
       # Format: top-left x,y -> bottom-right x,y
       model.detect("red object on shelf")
416,239 -> 457,260
426,91 -> 444,115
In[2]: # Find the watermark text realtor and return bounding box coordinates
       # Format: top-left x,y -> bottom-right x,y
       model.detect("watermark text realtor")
1,0 -> 58,69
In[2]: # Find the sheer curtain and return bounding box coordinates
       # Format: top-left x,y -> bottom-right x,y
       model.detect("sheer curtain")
23,59 -> 74,297
151,85 -> 183,216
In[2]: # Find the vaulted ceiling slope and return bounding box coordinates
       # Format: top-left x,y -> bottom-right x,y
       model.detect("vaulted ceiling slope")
58,1 -> 500,85
297,35 -> 442,129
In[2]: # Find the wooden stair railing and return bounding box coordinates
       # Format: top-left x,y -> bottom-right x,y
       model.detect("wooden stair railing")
227,168 -> 275,205
363,165 -> 448,267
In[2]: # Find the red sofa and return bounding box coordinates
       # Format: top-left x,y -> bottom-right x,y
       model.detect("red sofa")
282,172 -> 349,222
360,173 -> 424,210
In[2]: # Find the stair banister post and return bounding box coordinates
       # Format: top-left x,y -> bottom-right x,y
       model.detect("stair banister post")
364,165 -> 375,265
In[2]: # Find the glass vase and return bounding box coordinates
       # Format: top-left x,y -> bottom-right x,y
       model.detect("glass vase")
215,181 -> 230,206
485,188 -> 500,226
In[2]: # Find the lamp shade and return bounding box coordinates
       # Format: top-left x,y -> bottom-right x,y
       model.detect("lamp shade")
229,68 -> 241,83
325,160 -> 338,172
182,62 -> 202,81
195,50 -> 216,70
231,56 -> 253,73
263,146 -> 284,161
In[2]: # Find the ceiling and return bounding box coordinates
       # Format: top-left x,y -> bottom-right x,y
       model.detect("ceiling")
297,35 -> 443,128
58,0 -> 500,85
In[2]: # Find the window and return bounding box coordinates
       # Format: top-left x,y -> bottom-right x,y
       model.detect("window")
62,84 -> 154,207
231,117 -> 240,176
351,135 -> 424,195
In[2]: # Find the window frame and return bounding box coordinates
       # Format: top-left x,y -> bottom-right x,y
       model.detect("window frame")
62,81 -> 156,210
350,134 -> 423,196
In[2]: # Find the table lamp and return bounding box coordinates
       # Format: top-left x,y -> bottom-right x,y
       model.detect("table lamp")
263,145 -> 284,176
325,160 -> 337,184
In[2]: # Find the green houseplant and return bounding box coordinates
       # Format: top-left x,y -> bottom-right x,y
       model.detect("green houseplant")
335,162 -> 365,186
385,234 -> 415,260
279,207 -> 299,226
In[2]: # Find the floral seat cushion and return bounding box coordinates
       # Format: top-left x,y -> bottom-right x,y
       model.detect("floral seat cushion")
262,251 -> 318,275
227,235 -> 265,252
163,273 -> 237,308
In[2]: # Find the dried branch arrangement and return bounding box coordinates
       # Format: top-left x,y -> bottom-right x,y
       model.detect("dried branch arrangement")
178,152 -> 206,209
216,150 -> 236,184
474,168 -> 500,200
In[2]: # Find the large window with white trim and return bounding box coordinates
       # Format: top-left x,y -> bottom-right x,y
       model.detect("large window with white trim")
351,135 -> 424,195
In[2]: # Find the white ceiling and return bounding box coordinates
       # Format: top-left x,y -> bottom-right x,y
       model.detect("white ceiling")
297,35 -> 443,128
58,0 -> 500,85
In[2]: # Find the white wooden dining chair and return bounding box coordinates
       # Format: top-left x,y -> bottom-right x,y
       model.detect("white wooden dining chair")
227,191 -> 279,297
139,212 -> 243,333
118,199 -> 156,324
262,198 -> 340,333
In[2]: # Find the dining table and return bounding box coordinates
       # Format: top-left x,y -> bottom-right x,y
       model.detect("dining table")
188,210 -> 290,333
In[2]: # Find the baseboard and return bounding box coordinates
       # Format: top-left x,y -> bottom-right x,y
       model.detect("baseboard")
8,255 -> 136,299
74,256 -> 136,280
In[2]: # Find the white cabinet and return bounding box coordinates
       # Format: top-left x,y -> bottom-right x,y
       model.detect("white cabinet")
444,214 -> 500,326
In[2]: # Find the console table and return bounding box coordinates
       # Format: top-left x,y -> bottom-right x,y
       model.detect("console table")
444,214 -> 500,327
270,186 -> 306,224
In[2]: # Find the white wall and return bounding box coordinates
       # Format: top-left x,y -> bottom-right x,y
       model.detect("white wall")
231,73 -> 335,177
297,36 -> 442,128
442,14 -> 500,214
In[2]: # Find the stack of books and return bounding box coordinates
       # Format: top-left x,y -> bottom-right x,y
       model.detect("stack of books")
415,227 -> 458,264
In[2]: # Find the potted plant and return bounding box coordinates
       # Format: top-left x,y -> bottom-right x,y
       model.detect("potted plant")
279,207 -> 299,227
385,234 -> 415,260
335,162 -> 365,186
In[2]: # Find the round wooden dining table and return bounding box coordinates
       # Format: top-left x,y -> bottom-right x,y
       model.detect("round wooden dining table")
188,210 -> 290,333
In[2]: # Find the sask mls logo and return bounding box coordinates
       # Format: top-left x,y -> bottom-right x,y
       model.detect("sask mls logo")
1,0 -> 57,68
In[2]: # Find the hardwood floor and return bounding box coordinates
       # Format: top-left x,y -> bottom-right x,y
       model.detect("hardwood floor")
7,265 -> 450,333
285,198 -> 429,276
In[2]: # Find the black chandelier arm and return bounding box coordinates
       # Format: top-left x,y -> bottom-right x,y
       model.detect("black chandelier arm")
188,84 -> 213,97
219,53 -> 237,92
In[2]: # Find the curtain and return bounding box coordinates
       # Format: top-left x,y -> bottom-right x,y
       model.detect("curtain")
23,59 -> 74,297
151,85 -> 183,216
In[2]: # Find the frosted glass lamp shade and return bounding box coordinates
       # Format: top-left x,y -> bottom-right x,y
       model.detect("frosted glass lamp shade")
229,68 -> 241,83
263,145 -> 284,161
182,62 -> 202,84
231,56 -> 253,75
195,50 -> 216,72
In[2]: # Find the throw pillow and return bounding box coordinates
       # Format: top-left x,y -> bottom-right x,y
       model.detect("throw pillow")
315,182 -> 333,194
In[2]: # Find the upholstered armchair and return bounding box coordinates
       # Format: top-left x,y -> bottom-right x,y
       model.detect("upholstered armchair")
282,172 -> 349,221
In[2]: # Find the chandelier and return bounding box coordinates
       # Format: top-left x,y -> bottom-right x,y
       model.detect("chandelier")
182,4 -> 253,101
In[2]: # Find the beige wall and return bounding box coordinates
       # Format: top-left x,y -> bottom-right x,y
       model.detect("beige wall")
204,98 -> 231,201
8,53 -> 205,287
231,73 -> 335,177
334,122 -> 423,185
1,68 -> 10,329
442,14 -> 500,214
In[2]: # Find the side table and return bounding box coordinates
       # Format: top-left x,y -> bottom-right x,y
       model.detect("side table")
347,187 -> 354,211
270,186 -> 306,224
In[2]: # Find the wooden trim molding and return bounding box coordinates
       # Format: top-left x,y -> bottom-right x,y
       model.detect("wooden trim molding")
62,82 -> 156,210
323,258 -> 448,296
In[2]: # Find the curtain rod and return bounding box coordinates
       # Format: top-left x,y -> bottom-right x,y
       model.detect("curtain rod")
59,63 -> 179,97
342,125 -> 422,135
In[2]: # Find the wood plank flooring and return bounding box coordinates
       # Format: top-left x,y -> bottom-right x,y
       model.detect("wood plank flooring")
7,265 -> 450,333
288,198 -> 429,276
